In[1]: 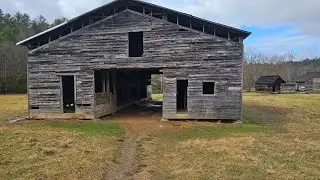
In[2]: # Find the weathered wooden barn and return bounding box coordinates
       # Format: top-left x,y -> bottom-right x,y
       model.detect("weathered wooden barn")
281,82 -> 298,93
295,72 -> 320,92
255,75 -> 286,93
17,0 -> 250,120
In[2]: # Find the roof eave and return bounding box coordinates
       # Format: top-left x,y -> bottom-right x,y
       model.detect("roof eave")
17,0 -> 252,46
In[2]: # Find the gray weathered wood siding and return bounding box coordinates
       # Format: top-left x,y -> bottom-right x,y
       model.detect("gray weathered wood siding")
28,9 -> 243,120
298,77 -> 320,92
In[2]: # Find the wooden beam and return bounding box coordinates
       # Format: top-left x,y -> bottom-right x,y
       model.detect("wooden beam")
143,7 -> 145,14
151,9 -> 153,16
202,24 -> 205,33
177,16 -> 179,25
228,32 -> 231,40
189,18 -> 192,28
48,36 -> 51,42
162,14 -> 168,20
239,36 -> 243,43
213,28 -> 216,36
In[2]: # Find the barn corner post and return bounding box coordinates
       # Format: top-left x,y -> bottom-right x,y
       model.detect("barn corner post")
240,40 -> 245,123
16,0 -> 251,121
26,51 -> 31,119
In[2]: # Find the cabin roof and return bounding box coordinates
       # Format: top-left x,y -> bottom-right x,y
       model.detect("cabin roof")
17,0 -> 251,48
295,72 -> 320,83
256,75 -> 286,85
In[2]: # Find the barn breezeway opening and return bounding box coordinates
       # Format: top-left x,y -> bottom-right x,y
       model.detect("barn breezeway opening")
94,68 -> 163,119
115,69 -> 163,119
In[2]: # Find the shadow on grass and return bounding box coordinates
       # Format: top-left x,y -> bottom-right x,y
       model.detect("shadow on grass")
161,123 -> 264,142
43,121 -> 124,136
243,104 -> 291,124
160,104 -> 286,142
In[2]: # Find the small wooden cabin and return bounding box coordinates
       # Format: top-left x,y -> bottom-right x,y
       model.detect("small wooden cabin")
281,82 -> 297,93
17,0 -> 250,120
255,75 -> 286,92
295,72 -> 320,92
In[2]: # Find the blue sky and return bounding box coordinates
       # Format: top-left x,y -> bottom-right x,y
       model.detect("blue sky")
242,25 -> 320,58
1,0 -> 319,59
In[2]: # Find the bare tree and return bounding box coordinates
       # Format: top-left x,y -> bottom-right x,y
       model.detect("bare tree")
243,48 -> 296,90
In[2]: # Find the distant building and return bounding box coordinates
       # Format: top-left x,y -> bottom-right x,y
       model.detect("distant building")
281,82 -> 297,93
295,72 -> 320,92
255,75 -> 286,92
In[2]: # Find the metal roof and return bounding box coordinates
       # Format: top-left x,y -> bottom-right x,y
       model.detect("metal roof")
17,0 -> 251,46
295,72 -> 320,83
256,75 -> 286,85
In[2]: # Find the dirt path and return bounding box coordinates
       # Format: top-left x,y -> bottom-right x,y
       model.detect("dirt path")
103,133 -> 139,180
102,109 -> 164,180
102,107 -> 201,180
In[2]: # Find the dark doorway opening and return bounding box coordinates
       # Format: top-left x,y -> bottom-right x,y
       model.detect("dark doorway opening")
272,86 -> 276,92
62,76 -> 75,113
129,32 -> 143,57
177,80 -> 188,112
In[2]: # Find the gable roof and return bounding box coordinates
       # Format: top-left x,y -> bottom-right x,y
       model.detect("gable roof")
295,72 -> 320,83
17,0 -> 251,48
255,75 -> 286,85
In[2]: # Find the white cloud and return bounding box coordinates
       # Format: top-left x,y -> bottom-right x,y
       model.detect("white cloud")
176,0 -> 320,36
57,0 -> 106,19
1,0 -> 319,34
0,0 -> 63,21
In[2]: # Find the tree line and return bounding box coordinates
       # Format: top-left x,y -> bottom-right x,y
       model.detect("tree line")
0,9 -> 67,93
0,9 -> 319,93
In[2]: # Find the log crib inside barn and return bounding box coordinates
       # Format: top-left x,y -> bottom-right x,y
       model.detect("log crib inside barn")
17,0 -> 251,121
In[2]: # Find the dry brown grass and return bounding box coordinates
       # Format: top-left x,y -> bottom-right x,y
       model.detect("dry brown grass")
0,122 -> 123,179
0,94 -> 27,121
153,93 -> 320,180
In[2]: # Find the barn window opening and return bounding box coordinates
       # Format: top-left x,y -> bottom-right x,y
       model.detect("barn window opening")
203,82 -> 215,94
129,32 -> 143,57
31,106 -> 39,110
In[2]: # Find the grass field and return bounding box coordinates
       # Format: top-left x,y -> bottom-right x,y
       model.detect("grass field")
152,94 -> 163,101
0,93 -> 320,179
0,94 -> 27,121
0,120 -> 124,179
153,93 -> 320,179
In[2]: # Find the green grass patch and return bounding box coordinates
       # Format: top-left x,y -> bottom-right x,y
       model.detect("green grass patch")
161,103 -> 279,142
152,94 -> 163,101
0,94 -> 27,121
0,94 -> 27,105
43,121 -> 124,136
242,105 -> 282,125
